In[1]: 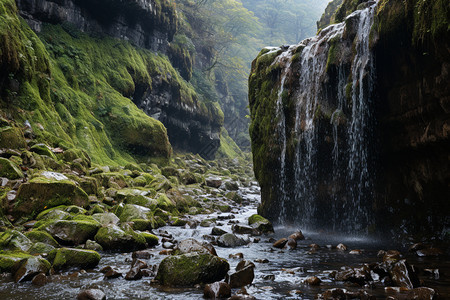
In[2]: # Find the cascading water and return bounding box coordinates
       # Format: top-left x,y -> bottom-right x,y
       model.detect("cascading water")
269,1 -> 379,232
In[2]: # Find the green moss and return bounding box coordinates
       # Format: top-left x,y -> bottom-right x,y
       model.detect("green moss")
0,230 -> 32,251
216,128 -> 244,159
25,230 -> 59,247
0,251 -> 32,273
47,248 -> 101,270
140,232 -> 158,247
0,157 -> 23,179
30,143 -> 57,159
131,219 -> 153,231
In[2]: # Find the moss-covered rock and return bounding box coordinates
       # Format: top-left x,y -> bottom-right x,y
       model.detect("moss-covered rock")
25,230 -> 59,247
0,157 -> 24,179
248,214 -> 274,234
92,172 -> 128,189
0,251 -> 33,273
118,204 -> 151,222
155,253 -> 229,287
38,219 -> 100,245
140,232 -> 158,247
47,248 -> 100,270
30,143 -> 57,159
94,225 -> 146,252
0,230 -> 33,251
92,212 -> 120,226
13,177 -> 89,218
12,256 -> 51,282
149,174 -> 173,191
131,219 -> 153,231
28,242 -> 55,255
116,188 -> 157,208
36,206 -> 72,221
0,126 -> 26,149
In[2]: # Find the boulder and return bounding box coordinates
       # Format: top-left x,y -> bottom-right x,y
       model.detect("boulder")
94,225 -> 146,251
0,230 -> 33,251
85,240 -> 103,251
0,252 -> 32,273
217,233 -> 249,248
25,230 -> 59,247
204,281 -> 231,299
248,214 -> 274,234
155,253 -> 229,286
125,259 -> 147,280
273,238 -> 288,249
288,231 -> 305,241
47,248 -> 101,270
77,289 -> 106,300
31,273 -> 48,286
140,232 -> 159,247
0,158 -> 24,179
229,260 -> 255,288
92,212 -> 120,226
13,177 -> 89,218
38,219 -> 100,245
28,242 -> 55,255
30,144 -> 57,159
12,256 -> 51,283
232,224 -> 258,235
118,204 -> 151,222
0,126 -> 26,149
304,276 -> 321,286
211,227 -> 227,236
389,259 -> 420,289
174,238 -> 216,255
206,176 -> 222,188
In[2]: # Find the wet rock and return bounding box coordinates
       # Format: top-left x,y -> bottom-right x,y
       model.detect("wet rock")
155,253 -> 229,286
217,233 -> 248,248
206,177 -> 222,188
92,213 -> 120,226
309,244 -> 320,250
94,225 -> 146,252
31,272 -> 48,286
229,253 -> 244,259
408,243 -> 426,252
248,214 -> 274,234
273,238 -> 288,249
0,230 -> 33,251
232,224 -> 258,235
423,268 -> 439,279
101,266 -> 122,279
349,249 -> 362,255
211,227 -> 227,236
118,204 -> 151,222
13,177 -> 89,218
416,248 -> 443,257
200,219 -> 216,227
336,243 -> 347,251
288,231 -> 305,241
334,265 -> 372,285
125,259 -> 147,280
13,256 -> 51,283
25,230 -> 59,247
29,242 -> 55,255
132,250 -> 153,260
287,238 -> 297,250
263,274 -> 275,280
38,219 -> 100,245
77,289 -> 106,300
229,260 -> 255,288
389,259 -> 420,289
383,250 -> 402,262
204,281 -> 232,299
163,242 -> 174,249
170,217 -> 188,227
305,276 -> 321,286
0,157 -> 24,179
141,232 -> 159,247
85,240 -> 103,251
377,250 -> 386,257
255,258 -> 269,263
174,238 -> 217,256
47,248 -> 101,270
317,288 -> 374,300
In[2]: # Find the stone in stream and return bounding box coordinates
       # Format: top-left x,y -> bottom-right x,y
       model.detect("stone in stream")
316,288 -> 374,300
100,266 -> 122,279
228,260 -> 255,288
85,240 -> 103,251
272,238 -> 288,249
336,243 -> 347,251
94,225 -> 146,251
47,248 -> 101,270
174,238 -> 217,256
334,265 -> 372,285
232,224 -> 259,235
37,219 -> 100,245
12,256 -> 51,283
304,276 -> 321,286
229,253 -> 244,259
211,227 -> 228,236
288,231 -> 305,241
248,214 -> 274,234
155,253 -> 229,286
287,238 -> 297,250
125,259 -> 148,280
0,230 -> 33,252
206,176 -> 222,188
77,289 -> 106,300
203,281 -> 232,299
416,248 -> 443,257
389,259 -> 420,289
217,233 -> 249,248
31,272 -> 48,286
132,250 -> 153,259
383,250 -> 402,262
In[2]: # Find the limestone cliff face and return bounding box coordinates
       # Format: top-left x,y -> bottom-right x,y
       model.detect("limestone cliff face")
249,0 -> 449,237
15,0 -> 222,158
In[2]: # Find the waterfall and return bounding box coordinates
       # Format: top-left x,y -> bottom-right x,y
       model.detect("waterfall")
270,1 -> 378,232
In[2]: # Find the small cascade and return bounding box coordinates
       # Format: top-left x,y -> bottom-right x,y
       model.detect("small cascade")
269,1 -> 379,232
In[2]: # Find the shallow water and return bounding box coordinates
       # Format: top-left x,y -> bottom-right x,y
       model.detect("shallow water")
1,186 -> 449,299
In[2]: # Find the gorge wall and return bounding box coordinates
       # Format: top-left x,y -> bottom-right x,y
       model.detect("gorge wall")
3,0 -> 223,161
249,0 -> 449,237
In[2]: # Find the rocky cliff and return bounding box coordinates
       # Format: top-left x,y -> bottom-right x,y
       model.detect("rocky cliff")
0,0 -> 224,163
249,0 -> 449,237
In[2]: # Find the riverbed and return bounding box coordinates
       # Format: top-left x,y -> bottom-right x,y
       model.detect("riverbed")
0,184 -> 448,299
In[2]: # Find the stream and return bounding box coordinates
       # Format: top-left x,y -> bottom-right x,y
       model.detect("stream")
0,183 -> 449,299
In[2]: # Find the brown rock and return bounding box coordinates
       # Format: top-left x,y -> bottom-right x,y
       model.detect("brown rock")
125,259 -> 147,280
287,238 -> 297,250
416,248 -> 443,257
305,276 -> 321,286
336,243 -> 347,251
288,231 -> 305,241
389,259 -> 420,289
229,253 -> 244,259
31,273 -> 47,286
229,260 -> 255,288
349,249 -> 362,255
383,250 -> 402,262
309,243 -> 320,250
203,281 -> 231,299
100,266 -> 122,279
132,250 -> 153,259
273,238 -> 288,249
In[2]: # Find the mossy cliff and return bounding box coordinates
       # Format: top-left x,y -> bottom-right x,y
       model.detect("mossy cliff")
249,0 -> 449,237
0,0 -> 228,163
